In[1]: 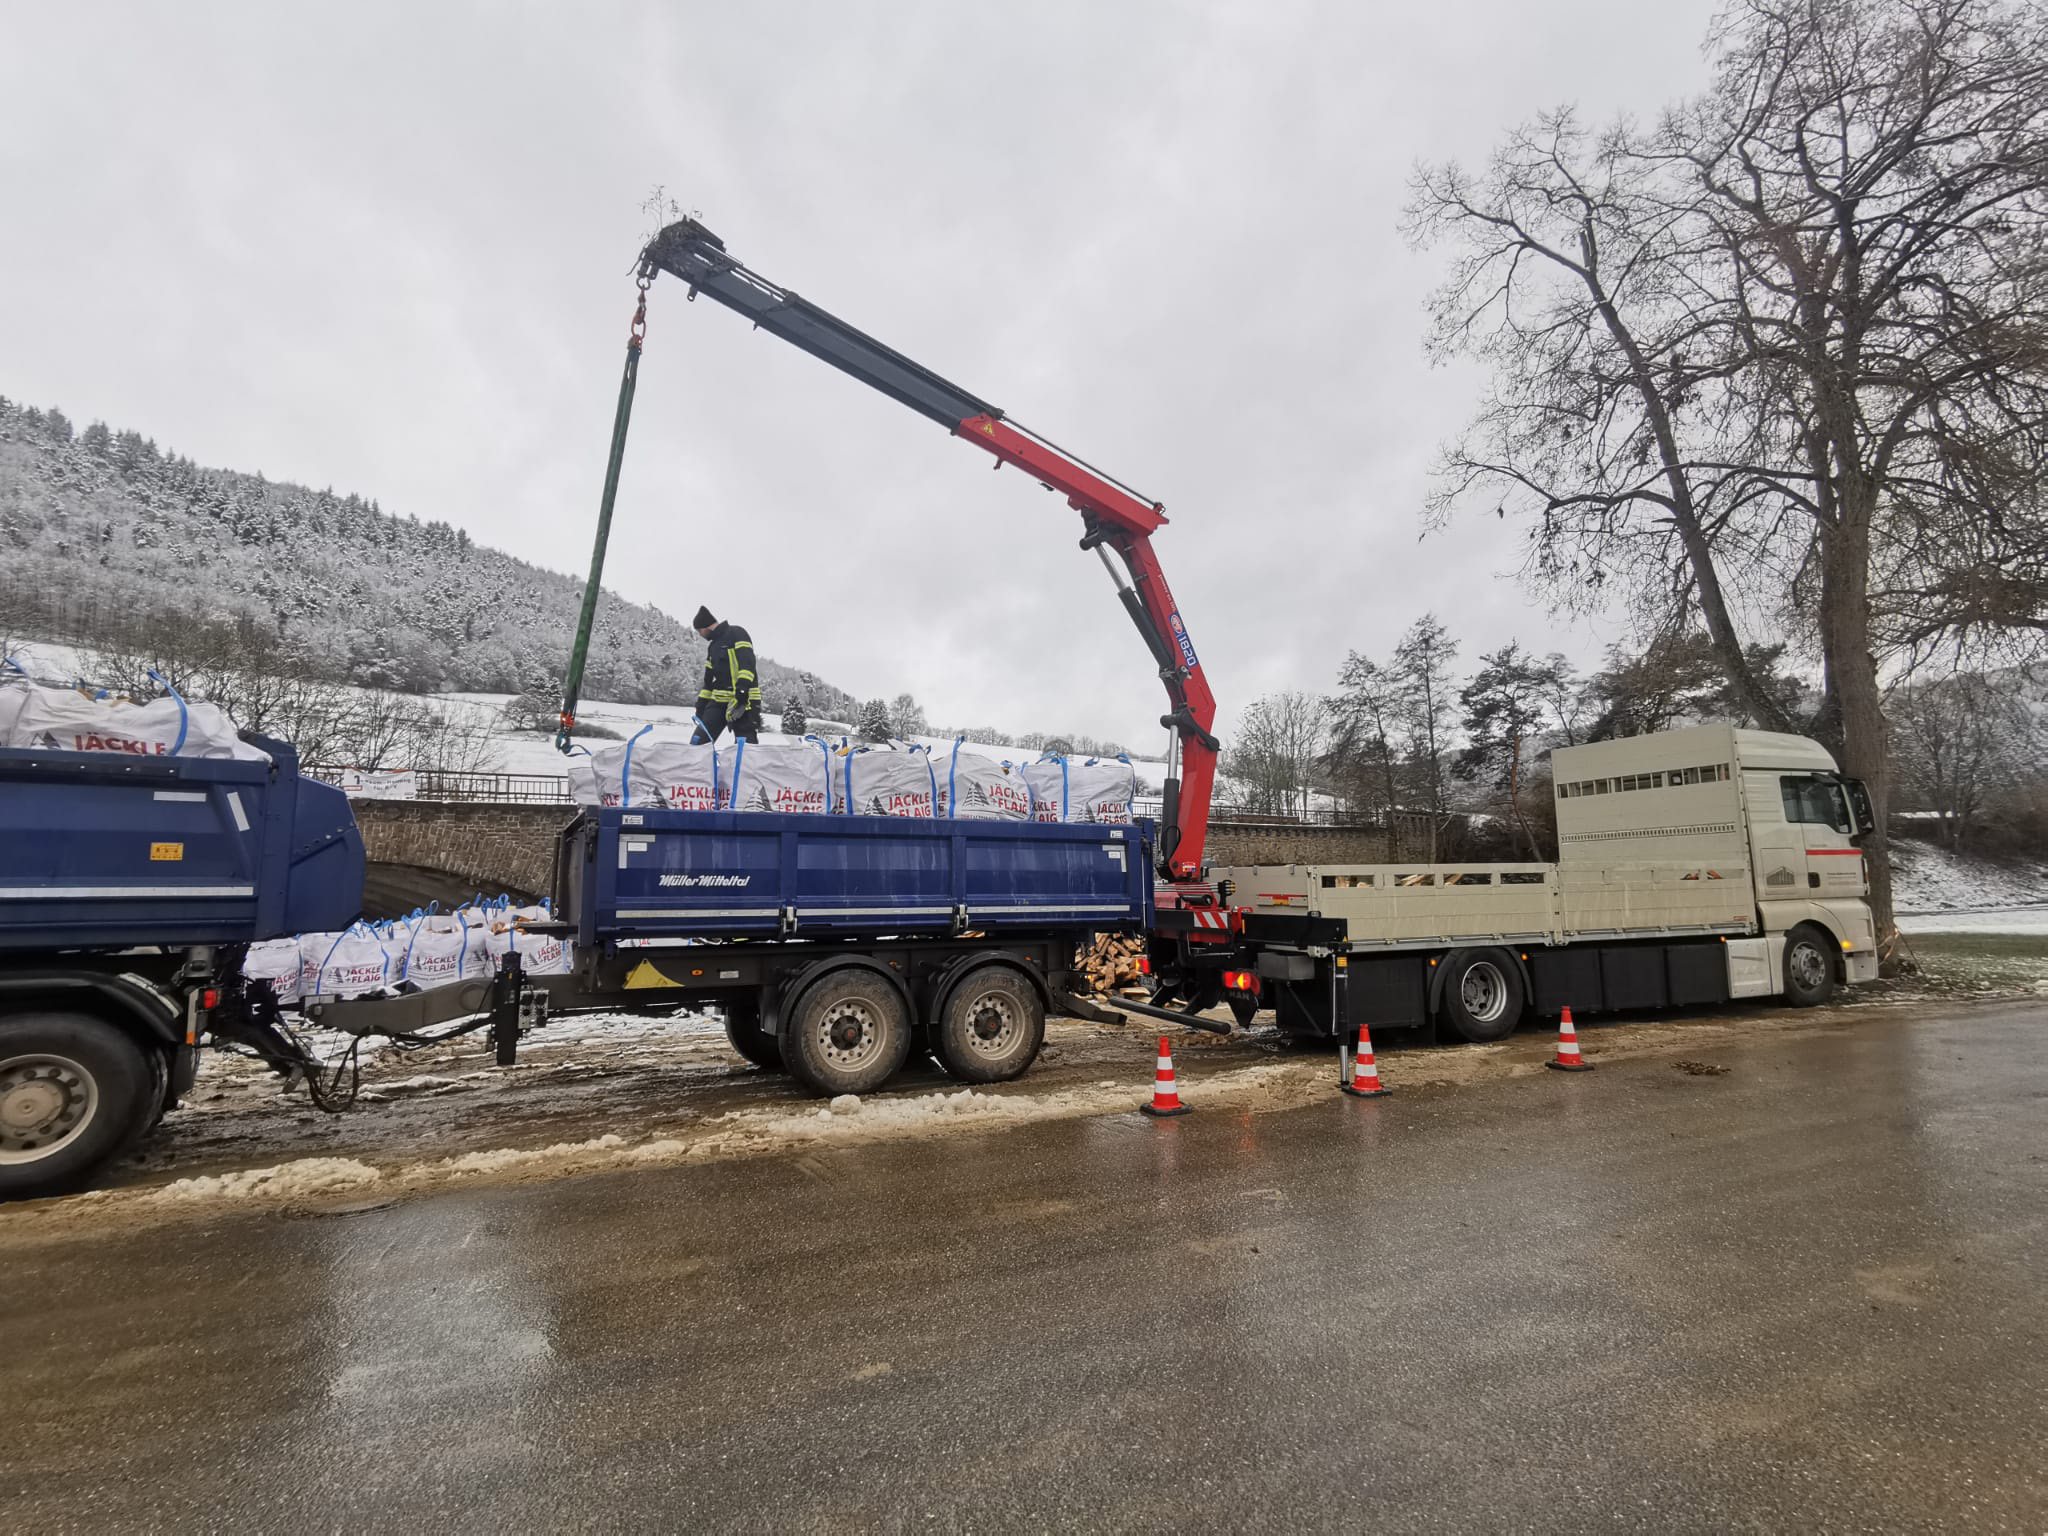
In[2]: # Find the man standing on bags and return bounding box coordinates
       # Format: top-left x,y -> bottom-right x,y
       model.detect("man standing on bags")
691,605 -> 762,744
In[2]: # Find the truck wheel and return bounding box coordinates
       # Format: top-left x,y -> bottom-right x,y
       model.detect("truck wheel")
934,967 -> 1045,1083
779,971 -> 912,1095
1438,949 -> 1525,1044
0,1013 -> 155,1201
722,1001 -> 785,1072
1783,926 -> 1837,1007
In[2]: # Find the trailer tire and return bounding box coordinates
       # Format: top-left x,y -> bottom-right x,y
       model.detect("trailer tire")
779,971 -> 913,1096
934,967 -> 1044,1083
722,1001 -> 785,1073
0,1012 -> 155,1201
1437,949 -> 1525,1044
1783,925 -> 1837,1007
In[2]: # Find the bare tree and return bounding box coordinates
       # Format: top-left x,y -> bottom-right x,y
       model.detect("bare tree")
1226,692 -> 1327,819
1411,0 -> 2048,945
1328,651 -> 1405,815
1393,616 -> 1461,851
1888,667 -> 2040,849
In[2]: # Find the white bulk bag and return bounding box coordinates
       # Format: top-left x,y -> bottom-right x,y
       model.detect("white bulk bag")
566,751 -> 601,808
589,730 -> 719,811
719,738 -> 833,816
831,744 -> 939,818
402,913 -> 473,991
299,924 -> 393,999
244,937 -> 304,1006
485,926 -> 572,976
0,677 -> 29,742
7,681 -> 269,761
455,901 -> 500,974
485,903 -> 571,976
1070,756 -> 1138,824
377,920 -> 414,986
1023,755 -> 1138,824
935,741 -> 1033,821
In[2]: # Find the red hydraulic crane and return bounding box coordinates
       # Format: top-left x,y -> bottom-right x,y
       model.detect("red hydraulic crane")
559,216 -> 1220,882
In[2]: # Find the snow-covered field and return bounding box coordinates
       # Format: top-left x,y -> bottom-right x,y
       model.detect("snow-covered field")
1892,837 -> 2048,934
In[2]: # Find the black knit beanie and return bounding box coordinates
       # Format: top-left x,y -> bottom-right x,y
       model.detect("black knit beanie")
693,605 -> 717,630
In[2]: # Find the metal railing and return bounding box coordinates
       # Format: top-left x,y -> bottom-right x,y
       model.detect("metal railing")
308,766 -> 573,804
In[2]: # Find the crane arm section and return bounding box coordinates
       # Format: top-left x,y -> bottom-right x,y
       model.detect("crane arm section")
637,218 -> 1219,881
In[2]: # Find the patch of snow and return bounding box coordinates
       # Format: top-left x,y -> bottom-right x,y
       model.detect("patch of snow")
151,1157 -> 381,1203
1892,837 -> 2048,916
430,1133 -> 627,1177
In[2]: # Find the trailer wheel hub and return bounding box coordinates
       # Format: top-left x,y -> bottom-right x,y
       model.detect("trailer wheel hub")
0,1055 -> 97,1161
818,1001 -> 880,1066
963,992 -> 1018,1055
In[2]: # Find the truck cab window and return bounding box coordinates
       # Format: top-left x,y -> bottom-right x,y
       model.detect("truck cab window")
1780,776 -> 1851,834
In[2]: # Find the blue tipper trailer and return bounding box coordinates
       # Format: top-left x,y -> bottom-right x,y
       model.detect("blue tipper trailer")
0,742 -> 1154,1199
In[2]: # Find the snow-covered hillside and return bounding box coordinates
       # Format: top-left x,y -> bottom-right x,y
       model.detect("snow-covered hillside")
1892,838 -> 2048,933
0,398 -> 855,715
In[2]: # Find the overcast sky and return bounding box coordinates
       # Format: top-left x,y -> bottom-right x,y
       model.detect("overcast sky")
0,1 -> 1717,746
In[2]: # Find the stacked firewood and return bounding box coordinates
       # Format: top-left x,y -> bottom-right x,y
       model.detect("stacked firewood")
1073,933 -> 1151,997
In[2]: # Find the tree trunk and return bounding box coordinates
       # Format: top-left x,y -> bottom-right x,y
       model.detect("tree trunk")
1819,506 -> 1896,955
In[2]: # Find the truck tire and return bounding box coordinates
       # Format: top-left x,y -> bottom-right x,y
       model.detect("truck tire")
0,1012 -> 156,1201
934,967 -> 1044,1083
779,970 -> 912,1096
1438,949 -> 1525,1044
1783,925 -> 1837,1007
722,1001 -> 785,1072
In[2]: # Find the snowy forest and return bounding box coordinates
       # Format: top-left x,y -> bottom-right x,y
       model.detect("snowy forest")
0,397 -> 856,718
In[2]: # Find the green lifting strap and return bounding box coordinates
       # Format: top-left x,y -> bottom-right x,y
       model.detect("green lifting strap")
557,278 -> 651,754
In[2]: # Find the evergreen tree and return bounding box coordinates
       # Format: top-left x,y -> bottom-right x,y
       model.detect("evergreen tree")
780,697 -> 808,736
1457,643 -> 1551,857
855,698 -> 893,740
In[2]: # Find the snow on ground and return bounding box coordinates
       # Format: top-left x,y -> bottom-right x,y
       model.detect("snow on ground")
1891,837 -> 2048,930
1897,908 -> 2048,936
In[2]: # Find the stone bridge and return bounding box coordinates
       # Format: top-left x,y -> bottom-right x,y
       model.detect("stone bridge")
348,800 -> 1392,919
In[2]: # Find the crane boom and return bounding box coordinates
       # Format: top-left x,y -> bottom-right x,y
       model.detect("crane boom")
590,216 -> 1220,880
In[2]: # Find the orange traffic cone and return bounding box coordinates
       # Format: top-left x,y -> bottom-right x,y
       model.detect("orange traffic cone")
1341,1023 -> 1391,1098
1140,1034 -> 1192,1117
1546,1006 -> 1594,1072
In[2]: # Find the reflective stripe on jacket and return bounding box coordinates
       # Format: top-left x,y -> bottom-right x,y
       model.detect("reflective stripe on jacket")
698,622 -> 762,712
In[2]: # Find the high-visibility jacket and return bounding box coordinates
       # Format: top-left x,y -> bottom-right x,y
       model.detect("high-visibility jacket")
698,621 -> 762,716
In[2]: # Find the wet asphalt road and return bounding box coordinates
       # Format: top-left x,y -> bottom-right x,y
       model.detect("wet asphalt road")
5,1000 -> 2045,1532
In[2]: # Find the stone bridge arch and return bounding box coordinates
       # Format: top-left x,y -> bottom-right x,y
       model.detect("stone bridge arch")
348,800 -> 580,919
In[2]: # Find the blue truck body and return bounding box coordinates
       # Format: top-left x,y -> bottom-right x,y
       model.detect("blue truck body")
0,740 -> 365,951
560,807 -> 1154,946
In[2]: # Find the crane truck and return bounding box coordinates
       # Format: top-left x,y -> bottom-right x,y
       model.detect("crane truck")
0,215 -> 1876,1201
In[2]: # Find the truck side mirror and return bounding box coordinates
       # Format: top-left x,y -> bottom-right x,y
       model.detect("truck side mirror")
1843,777 -> 1873,836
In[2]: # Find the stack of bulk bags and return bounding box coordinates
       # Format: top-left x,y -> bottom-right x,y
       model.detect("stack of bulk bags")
1023,755 -> 1139,825
485,901 -> 573,976
831,742 -> 939,818
243,937 -> 305,1006
2,678 -> 269,762
298,923 -> 394,999
934,739 -> 1033,821
718,737 -> 833,816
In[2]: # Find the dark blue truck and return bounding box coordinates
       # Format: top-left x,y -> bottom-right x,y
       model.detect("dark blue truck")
0,743 -> 1152,1198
